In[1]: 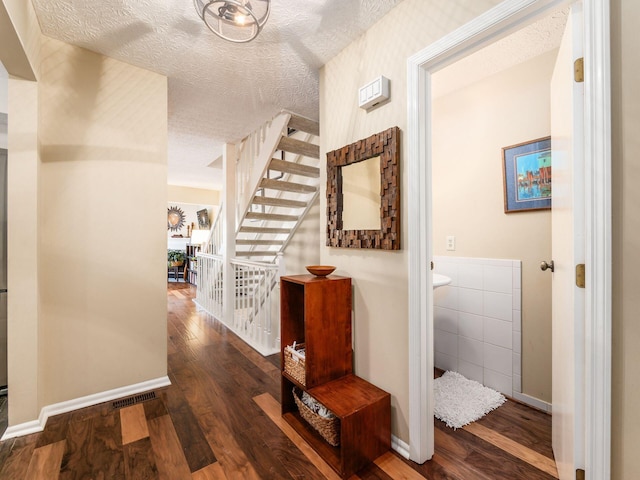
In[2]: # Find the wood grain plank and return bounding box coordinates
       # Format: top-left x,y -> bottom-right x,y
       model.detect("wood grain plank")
147,414 -> 192,480
171,356 -> 254,433
35,413 -> 69,448
354,461 -> 395,480
463,422 -> 558,478
374,451 -> 427,480
121,404 -> 150,445
88,409 -> 125,479
232,425 -> 295,480
431,428 -> 494,480
196,409 -> 262,480
143,395 -> 169,421
253,392 -> 342,480
245,392 -> 327,480
0,439 -> 15,471
123,437 -> 159,480
198,335 -> 281,407
24,439 -> 66,480
216,326 -> 281,381
59,418 -> 93,480
164,381 -> 216,473
192,462 -> 228,480
0,283 -> 558,480
434,421 -> 555,480
475,399 -> 553,459
69,402 -> 112,424
0,442 -> 36,480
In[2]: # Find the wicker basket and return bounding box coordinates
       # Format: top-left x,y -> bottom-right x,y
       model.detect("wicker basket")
293,388 -> 340,447
284,343 -> 306,386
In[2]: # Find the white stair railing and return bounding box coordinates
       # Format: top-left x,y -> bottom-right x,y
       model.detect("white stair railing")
231,254 -> 284,355
195,111 -> 318,356
203,203 -> 224,255
195,253 -> 283,356
236,112 -> 291,228
195,253 -> 224,320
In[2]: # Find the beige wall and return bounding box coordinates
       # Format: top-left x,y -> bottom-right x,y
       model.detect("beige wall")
6,77 -> 39,424
320,0 -> 503,442
37,37 -> 168,406
2,0 -> 168,423
168,185 -> 220,206
282,200 -> 320,275
432,51 -> 556,402
611,0 -> 640,478
167,186 -> 220,239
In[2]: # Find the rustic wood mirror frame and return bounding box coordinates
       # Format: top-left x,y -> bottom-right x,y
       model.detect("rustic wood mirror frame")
326,126 -> 400,249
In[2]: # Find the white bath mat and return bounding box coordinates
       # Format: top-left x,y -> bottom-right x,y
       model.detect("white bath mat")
434,371 -> 506,429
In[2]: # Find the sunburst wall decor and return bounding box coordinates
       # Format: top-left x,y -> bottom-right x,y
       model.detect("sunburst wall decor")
167,206 -> 186,231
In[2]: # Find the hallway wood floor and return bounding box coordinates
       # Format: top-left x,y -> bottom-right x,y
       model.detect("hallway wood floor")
0,282 -> 557,479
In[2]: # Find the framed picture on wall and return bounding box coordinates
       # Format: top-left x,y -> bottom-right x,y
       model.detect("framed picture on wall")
502,136 -> 552,213
197,209 -> 210,229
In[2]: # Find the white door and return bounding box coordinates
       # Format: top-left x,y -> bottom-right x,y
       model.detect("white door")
549,3 -> 585,479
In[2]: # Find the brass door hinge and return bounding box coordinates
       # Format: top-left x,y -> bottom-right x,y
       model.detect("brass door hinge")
576,264 -> 586,288
576,468 -> 585,480
574,57 -> 584,82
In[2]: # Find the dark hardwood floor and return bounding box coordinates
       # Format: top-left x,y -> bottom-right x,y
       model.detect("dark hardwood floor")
0,282 -> 556,479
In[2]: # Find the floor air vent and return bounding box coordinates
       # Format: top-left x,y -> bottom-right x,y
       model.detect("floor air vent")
112,391 -> 156,409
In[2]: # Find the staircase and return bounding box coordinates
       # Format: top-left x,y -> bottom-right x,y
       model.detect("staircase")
196,111 -> 320,355
235,113 -> 320,260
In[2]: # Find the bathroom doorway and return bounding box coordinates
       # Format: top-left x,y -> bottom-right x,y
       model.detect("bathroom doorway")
406,0 -> 611,476
429,11 -> 562,409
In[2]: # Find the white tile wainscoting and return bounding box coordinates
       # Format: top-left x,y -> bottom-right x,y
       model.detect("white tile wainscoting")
433,256 -> 522,398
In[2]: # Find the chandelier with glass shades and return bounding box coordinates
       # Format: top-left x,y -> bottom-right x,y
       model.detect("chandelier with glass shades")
193,0 -> 271,43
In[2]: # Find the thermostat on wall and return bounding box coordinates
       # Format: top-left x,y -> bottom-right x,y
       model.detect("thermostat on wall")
358,76 -> 390,111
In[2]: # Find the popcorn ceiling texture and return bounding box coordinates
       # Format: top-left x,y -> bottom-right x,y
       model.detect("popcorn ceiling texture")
30,0 -> 403,189
432,8 -> 568,99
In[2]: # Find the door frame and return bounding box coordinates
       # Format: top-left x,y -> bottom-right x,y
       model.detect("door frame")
406,0 -> 611,476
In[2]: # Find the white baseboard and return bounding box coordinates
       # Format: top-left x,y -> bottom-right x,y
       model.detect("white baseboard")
1,420 -> 43,440
1,375 -> 171,441
391,434 -> 410,459
512,391 -> 552,413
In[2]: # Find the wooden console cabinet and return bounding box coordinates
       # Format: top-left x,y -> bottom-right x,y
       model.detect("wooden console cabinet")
280,274 -> 391,479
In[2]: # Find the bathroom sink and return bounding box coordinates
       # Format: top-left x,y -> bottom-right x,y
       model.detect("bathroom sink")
433,273 -> 452,289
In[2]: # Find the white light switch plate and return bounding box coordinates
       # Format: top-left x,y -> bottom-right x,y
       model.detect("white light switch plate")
446,236 -> 456,251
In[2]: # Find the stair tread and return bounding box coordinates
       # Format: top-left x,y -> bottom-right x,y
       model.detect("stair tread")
239,226 -> 291,234
288,114 -> 320,136
277,137 -> 320,159
260,178 -> 316,193
245,212 -> 299,222
236,251 -> 279,256
252,196 -> 307,208
269,159 -> 320,178
236,239 -> 285,245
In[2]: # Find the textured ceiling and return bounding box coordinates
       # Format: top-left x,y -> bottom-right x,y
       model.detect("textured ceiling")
30,0 -> 403,190
432,7 -> 569,99
30,1 -> 568,191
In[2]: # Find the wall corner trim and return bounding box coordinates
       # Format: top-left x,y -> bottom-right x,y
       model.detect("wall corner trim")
0,376 -> 171,441
391,434 -> 411,459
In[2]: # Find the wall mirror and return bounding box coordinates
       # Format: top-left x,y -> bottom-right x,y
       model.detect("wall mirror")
342,156 -> 381,230
326,126 -> 400,250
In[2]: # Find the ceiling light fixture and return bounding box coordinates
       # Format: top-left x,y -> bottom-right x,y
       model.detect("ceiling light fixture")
194,0 -> 270,43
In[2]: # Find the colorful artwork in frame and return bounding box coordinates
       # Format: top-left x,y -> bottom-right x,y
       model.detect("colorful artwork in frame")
502,136 -> 552,213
